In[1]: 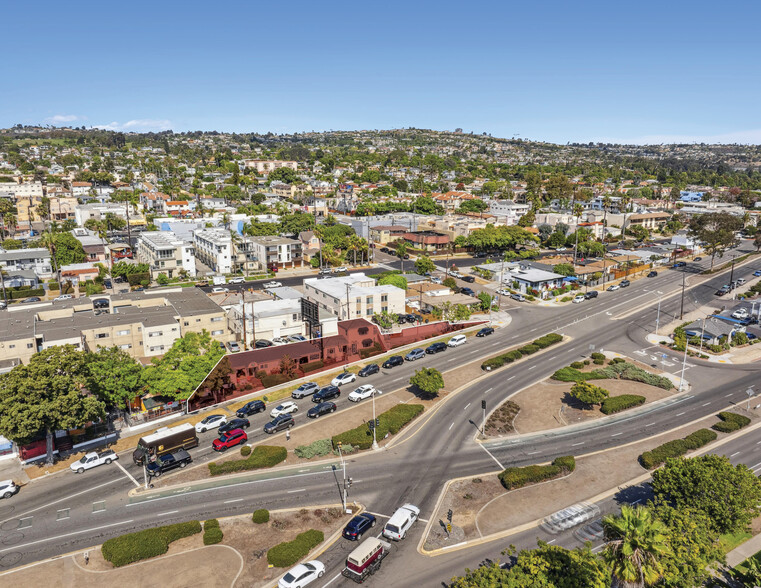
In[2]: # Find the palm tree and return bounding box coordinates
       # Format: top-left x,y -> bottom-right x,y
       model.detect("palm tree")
620,194 -> 632,240
572,203 -> 584,267
395,242 -> 408,273
602,505 -> 670,588
601,195 -> 612,288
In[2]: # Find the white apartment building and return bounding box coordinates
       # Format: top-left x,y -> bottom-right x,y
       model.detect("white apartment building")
247,235 -> 302,270
0,181 -> 43,199
0,247 -> 53,279
488,200 -> 531,224
74,202 -> 142,226
303,273 -> 405,320
228,298 -> 305,342
136,231 -> 196,279
243,160 -> 298,173
193,228 -> 233,274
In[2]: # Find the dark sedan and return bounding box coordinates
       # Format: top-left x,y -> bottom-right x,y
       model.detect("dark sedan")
20,297 -> 42,303
647,271 -> 658,278
342,513 -> 377,541
461,287 -> 476,296
426,342 -> 447,354
218,417 -> 250,435
358,364 -> 380,377
382,356 -> 404,369
263,414 -> 294,434
476,327 -> 494,337
236,400 -> 266,417
255,339 -> 273,348
307,402 -> 337,418
312,385 -> 341,403
619,279 -> 631,288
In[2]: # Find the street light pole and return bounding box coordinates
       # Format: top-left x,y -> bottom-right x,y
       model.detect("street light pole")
337,442 -> 347,510
371,390 -> 378,450
679,341 -> 689,391
679,266 -> 686,320
655,294 -> 662,335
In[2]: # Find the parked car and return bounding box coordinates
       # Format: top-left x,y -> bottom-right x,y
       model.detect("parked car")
461,275 -> 475,283
732,308 -> 750,320
736,278 -> 746,285
278,560 -> 325,588
607,284 -> 620,291
20,297 -> 42,303
264,414 -> 295,434
292,382 -> 320,399
754,270 -> 761,277
287,334 -> 307,342
237,400 -> 266,418
476,327 -> 494,337
405,348 -> 426,361
335,267 -> 348,273
331,372 -> 357,387
195,414 -> 227,433
211,287 -> 229,294
270,401 -> 299,418
426,342 -> 447,354
146,449 -> 192,477
255,339 -> 273,348
694,257 -> 703,262
103,279 -> 112,289
460,287 -> 476,296
496,288 -> 511,296
0,479 -> 18,499
229,277 -> 245,284
348,385 -> 377,402
716,286 -> 731,296
584,291 -> 598,299
70,450 -> 118,473
382,355 -> 404,368
218,417 -> 250,434
212,429 -> 247,451
572,294 -> 585,303
358,364 -> 380,377
342,513 -> 377,541
510,292 -> 526,302
271,337 -> 290,346
313,385 -> 341,402
430,276 -> 443,285
227,341 -> 241,353
382,503 -> 420,541
647,271 -> 658,278
447,334 -> 467,347
262,281 -> 283,289
307,402 -> 337,418
54,294 -> 73,302
619,279 -> 631,288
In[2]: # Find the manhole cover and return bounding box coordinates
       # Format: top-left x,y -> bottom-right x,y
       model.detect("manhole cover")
0,552 -> 22,568
0,531 -> 23,546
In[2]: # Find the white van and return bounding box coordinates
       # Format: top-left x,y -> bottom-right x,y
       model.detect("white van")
382,503 -> 420,541
447,334 -> 467,347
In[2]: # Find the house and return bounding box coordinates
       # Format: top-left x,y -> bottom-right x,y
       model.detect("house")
71,182 -> 92,198
193,228 -> 234,274
431,191 -> 479,212
623,212 -> 671,231
369,225 -> 409,244
0,247 -> 53,280
488,200 -> 531,224
680,191 -> 704,203
683,317 -> 738,346
227,298 -> 306,342
303,273 -> 405,320
164,200 -> 192,216
243,160 -> 298,173
402,230 -> 450,251
70,228 -> 108,263
59,262 -> 100,284
417,291 -> 481,314
507,266 -> 566,295
2,269 -> 39,288
299,231 -> 321,261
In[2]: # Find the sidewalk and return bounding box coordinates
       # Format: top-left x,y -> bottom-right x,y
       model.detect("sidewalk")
727,533 -> 761,568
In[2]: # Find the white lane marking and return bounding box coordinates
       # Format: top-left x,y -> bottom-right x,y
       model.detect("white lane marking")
530,328 -> 537,332
287,488 -> 306,494
527,451 -> 539,455
548,356 -> 557,360
479,443 -> 505,470
611,432 -> 623,437
751,461 -> 761,469
645,422 -> 655,427
676,412 -> 686,416
224,499 -> 244,504
528,365 -> 536,370
0,519 -> 134,554
507,376 -> 515,380
157,510 -> 178,517
726,393 -> 734,397
463,403 -> 471,410
702,402 -> 711,407
572,442 -> 585,446
115,461 -> 140,488
321,572 -> 343,587
448,422 -> 454,431
730,452 -> 740,458
547,539 -> 556,544
484,388 -> 493,394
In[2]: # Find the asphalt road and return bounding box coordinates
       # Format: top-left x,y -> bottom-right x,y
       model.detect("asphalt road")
1,243 -> 759,584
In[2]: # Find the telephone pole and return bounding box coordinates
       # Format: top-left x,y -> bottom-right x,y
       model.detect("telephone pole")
679,266 -> 686,320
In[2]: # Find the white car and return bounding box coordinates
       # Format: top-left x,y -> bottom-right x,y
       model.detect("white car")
195,414 -> 227,433
496,288 -> 511,296
263,281 -> 283,289
606,284 -> 620,291
70,450 -> 118,474
272,337 -> 290,346
572,294 -> 585,304
0,479 -> 19,499
430,276 -> 443,285
54,294 -> 73,302
278,560 -> 325,588
348,384 -> 378,402
229,277 -> 245,284
331,372 -> 357,387
335,267 -> 348,273
211,287 -> 229,294
732,308 -> 749,320
270,401 -> 299,418
447,334 -> 467,347
287,334 -> 307,342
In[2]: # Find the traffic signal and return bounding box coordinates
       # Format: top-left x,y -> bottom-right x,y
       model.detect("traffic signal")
446,523 -> 452,533
481,400 -> 486,410
368,420 -> 375,430
375,418 -> 380,427
447,509 -> 453,522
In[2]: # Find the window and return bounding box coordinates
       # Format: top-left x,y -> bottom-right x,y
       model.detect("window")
366,308 -> 373,316
116,329 -> 130,336
26,343 -> 33,349
211,317 -> 223,322
119,344 -> 132,350
381,295 -> 388,302
366,296 -> 373,304
148,331 -> 163,338
183,321 -> 189,326
95,333 -> 109,339
211,329 -> 223,336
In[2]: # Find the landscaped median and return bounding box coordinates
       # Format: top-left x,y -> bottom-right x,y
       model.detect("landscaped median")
331,403 -> 424,450
101,521 -> 202,567
209,445 -> 287,476
498,456 -> 575,490
481,333 -> 563,370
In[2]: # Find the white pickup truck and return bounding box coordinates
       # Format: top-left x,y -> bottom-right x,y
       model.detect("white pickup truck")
70,449 -> 119,473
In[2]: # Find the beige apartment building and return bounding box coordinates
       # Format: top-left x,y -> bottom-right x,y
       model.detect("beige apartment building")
242,160 -> 298,173
136,231 -> 197,279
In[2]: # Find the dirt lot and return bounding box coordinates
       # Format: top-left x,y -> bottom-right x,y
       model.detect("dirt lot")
1,507 -> 347,588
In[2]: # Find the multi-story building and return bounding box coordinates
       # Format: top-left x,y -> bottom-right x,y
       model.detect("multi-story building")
369,225 -> 409,244
246,235 -> 302,270
193,228 -> 233,274
227,298 -> 306,342
488,200 -> 531,224
136,231 -> 196,279
303,273 -> 405,320
0,247 -> 53,279
71,182 -> 92,198
74,202 -> 144,227
243,160 -> 298,173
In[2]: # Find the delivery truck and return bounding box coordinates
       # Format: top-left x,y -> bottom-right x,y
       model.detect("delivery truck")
132,423 -> 199,465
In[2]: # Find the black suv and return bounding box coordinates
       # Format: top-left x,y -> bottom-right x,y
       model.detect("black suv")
584,291 -> 598,299
147,449 -> 192,477
264,414 -> 294,434
358,364 -> 380,377
236,400 -> 266,418
461,275 -> 476,283
313,385 -> 341,403
461,287 -> 476,296
619,279 -> 631,288
647,271 -> 658,278
476,327 -> 494,337
382,355 -> 404,369
426,342 -> 447,354
218,417 -> 250,434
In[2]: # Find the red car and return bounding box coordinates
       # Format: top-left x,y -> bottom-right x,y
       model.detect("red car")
212,428 -> 247,451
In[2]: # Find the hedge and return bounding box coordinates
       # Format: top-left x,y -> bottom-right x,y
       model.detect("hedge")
203,519 -> 223,545
498,456 -> 576,491
261,373 -> 293,388
208,445 -> 286,476
600,394 -> 646,415
639,429 -> 717,469
552,361 -> 673,390
240,445 -> 252,456
481,332 -> 562,370
590,352 -> 605,360
252,509 -> 270,524
332,404 -> 424,450
101,521 -> 202,567
295,438 -> 333,459
302,360 -> 324,373
10,288 -> 44,299
267,529 -> 324,568
712,411 -> 751,433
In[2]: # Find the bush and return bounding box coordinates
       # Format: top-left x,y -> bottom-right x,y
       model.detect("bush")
532,334 -> 563,349
208,445 -> 286,476
101,521 -> 202,567
570,361 -> 584,369
267,529 -> 324,568
294,438 -> 333,459
481,333 -> 562,370
561,296 -> 572,302
499,456 -> 575,490
261,373 -> 293,388
252,509 -> 270,524
712,421 -> 741,433
204,518 -> 220,529
518,344 -> 540,355
47,282 -> 60,291
240,445 -> 251,456
569,381 -> 609,406
332,404 -> 424,450
712,411 -> 751,433
551,367 -> 606,382
640,429 -> 717,469
590,352 -> 605,360
203,519 -> 223,545
601,394 -> 646,415
593,358 -> 605,365
302,360 -> 324,373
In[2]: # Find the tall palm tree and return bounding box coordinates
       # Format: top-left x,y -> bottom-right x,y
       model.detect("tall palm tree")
603,505 -> 670,588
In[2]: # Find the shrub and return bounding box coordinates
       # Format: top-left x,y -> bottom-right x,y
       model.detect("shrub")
240,445 -> 252,456
551,367 -> 606,382
570,361 -> 584,369
610,357 -> 626,364
261,373 -> 293,388
590,352 -> 605,360
101,521 -> 202,567
267,529 -> 324,568
533,333 -> 562,348
712,420 -> 741,433
518,344 -> 540,355
481,333 -> 561,370
601,394 -> 646,415
561,296 -> 573,302
569,381 -> 609,406
204,518 -> 220,528
639,429 -> 717,469
252,509 -> 270,524
208,445 -> 286,476
593,358 -> 605,365
499,456 -> 575,490
712,411 -> 751,433
332,404 -> 424,450
302,360 -> 324,373
203,519 -> 223,545
294,438 -> 333,459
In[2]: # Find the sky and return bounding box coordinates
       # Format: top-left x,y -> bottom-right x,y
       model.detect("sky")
2,0 -> 760,145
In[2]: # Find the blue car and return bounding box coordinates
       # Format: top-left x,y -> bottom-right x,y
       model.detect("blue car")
342,513 -> 376,540
754,270 -> 761,277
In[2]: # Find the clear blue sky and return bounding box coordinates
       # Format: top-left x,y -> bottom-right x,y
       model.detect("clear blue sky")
2,0 -> 760,144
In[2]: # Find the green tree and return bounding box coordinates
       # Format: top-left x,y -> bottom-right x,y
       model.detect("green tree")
243,221 -> 280,236
453,304 -> 472,321
372,310 -> 397,330
569,381 -> 609,406
279,212 -> 315,235
84,347 -> 144,409
51,232 -> 86,265
443,276 -> 458,290
547,232 -> 567,248
410,367 -> 444,397
553,263 -> 575,276
412,195 -> 444,215
0,345 -> 105,464
458,199 -> 488,214
651,454 -> 761,535
2,238 -> 22,250
477,291 -> 492,310
156,273 -> 170,286
395,241 -> 409,272
267,167 -> 298,184
688,212 -> 743,270
603,505 -> 670,588
378,274 -> 407,290
414,255 -> 436,275
517,209 -> 535,227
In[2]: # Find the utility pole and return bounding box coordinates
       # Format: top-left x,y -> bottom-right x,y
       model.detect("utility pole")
729,255 -> 736,289
678,341 -> 689,391
241,297 -> 247,349
337,442 -> 347,510
371,389 -> 379,450
655,292 -> 662,335
679,266 -> 686,320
